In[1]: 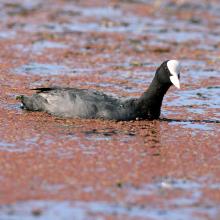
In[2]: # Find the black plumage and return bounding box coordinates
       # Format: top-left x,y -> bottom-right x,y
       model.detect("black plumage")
18,60 -> 181,120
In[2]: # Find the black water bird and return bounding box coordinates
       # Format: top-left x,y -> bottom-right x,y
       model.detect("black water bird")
18,60 -> 181,120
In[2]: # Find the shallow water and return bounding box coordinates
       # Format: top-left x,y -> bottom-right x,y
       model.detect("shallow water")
0,0 -> 220,220
15,63 -> 71,76
0,177 -> 219,220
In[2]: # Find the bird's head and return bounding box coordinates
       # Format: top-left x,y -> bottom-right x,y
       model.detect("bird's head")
156,60 -> 181,89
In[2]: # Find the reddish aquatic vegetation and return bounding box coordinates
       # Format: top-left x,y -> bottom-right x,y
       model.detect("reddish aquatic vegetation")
0,0 -> 220,219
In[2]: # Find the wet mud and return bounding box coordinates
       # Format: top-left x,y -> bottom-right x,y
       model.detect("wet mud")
0,0 -> 220,219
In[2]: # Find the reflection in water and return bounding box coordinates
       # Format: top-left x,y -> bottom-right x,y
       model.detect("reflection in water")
83,120 -> 161,148
55,119 -> 162,158
161,118 -> 220,124
160,118 -> 219,133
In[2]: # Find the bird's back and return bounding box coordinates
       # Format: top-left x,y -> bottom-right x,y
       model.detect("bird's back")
21,87 -> 136,120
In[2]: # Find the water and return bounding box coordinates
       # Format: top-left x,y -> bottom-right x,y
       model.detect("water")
1,1 -> 220,220
14,63 -> 71,76
32,41 -> 67,50
0,137 -> 38,153
169,122 -> 214,131
0,178 -> 219,220
167,87 -> 220,109
0,31 -> 16,39
0,201 -> 216,220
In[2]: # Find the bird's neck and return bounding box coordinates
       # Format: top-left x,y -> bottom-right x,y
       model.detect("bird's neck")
136,76 -> 171,119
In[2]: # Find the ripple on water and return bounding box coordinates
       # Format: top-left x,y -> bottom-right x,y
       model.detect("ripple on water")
14,63 -> 71,76
187,70 -> 219,81
22,12 -> 147,34
80,6 -> 122,17
0,178 -> 219,220
0,141 -> 15,148
32,41 -> 67,51
182,60 -> 207,70
0,139 -> 34,153
157,31 -> 203,43
178,60 -> 217,83
14,41 -> 68,54
169,121 -> 214,132
167,87 -> 220,109
0,201 -> 214,220
14,63 -> 98,76
0,31 -> 16,39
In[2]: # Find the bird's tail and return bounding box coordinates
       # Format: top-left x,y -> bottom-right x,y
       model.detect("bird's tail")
16,95 -> 46,111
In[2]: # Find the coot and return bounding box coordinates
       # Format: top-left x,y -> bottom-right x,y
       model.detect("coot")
18,60 -> 181,120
